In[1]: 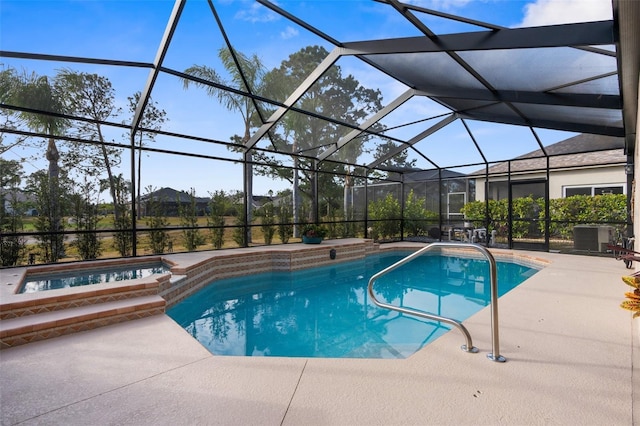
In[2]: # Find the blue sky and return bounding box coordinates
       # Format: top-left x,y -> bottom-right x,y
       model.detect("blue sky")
0,0 -> 614,197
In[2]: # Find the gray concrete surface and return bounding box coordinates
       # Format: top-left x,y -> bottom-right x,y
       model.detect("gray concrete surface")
0,251 -> 636,425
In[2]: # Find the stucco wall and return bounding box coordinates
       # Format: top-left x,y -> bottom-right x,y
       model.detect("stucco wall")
474,165 -> 625,201
549,167 -> 626,198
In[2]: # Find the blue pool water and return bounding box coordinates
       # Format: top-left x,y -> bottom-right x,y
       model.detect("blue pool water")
168,252 -> 538,359
20,263 -> 170,293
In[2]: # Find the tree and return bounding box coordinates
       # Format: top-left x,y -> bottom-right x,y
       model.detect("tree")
208,190 -> 227,249
9,71 -> 69,261
259,192 -> 276,245
0,158 -> 23,199
127,93 -> 167,219
403,190 -> 437,237
70,178 -> 102,260
144,186 -> 170,254
0,189 -> 26,266
277,196 -> 293,244
178,188 -> 205,251
55,70 -> 124,219
257,46 -> 384,231
232,205 -> 247,247
371,140 -> 418,180
110,175 -> 133,257
183,47 -> 268,244
26,170 -> 73,263
368,193 -> 402,240
0,159 -> 26,266
0,67 -> 30,154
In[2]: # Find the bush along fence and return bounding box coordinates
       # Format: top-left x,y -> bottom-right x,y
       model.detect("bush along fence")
461,194 -> 628,240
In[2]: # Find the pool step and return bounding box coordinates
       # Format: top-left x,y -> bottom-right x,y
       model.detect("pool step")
0,277 -> 169,349
0,279 -> 166,320
0,295 -> 166,349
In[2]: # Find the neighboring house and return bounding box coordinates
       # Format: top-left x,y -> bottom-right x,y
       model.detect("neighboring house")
139,187 -> 280,217
470,133 -> 627,201
252,195 -> 276,210
1,189 -> 38,216
139,187 -> 211,217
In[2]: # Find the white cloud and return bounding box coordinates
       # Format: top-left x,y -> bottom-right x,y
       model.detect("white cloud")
519,0 -> 612,27
234,2 -> 278,23
280,26 -> 299,40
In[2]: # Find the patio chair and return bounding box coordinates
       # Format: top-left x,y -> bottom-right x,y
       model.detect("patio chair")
607,237 -> 636,269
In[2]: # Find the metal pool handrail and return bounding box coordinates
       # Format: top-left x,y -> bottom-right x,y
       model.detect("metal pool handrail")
367,242 -> 505,362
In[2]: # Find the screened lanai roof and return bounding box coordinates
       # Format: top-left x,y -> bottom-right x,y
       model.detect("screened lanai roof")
252,0 -> 638,171
1,0 -> 638,181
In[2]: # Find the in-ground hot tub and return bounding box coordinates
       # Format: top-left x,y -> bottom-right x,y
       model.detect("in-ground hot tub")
16,258 -> 173,294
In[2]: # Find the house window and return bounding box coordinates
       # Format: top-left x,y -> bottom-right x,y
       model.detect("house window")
564,185 -> 624,197
447,192 -> 466,219
564,187 -> 592,197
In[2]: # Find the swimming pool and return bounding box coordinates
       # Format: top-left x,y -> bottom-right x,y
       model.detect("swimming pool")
168,251 -> 538,359
19,263 -> 171,294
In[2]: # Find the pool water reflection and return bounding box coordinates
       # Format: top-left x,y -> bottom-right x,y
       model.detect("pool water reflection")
168,252 -> 537,359
20,264 -> 170,293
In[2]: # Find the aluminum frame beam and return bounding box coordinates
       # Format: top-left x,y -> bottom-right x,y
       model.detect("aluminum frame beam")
129,0 -> 185,255
244,47 -> 348,150
0,51 -> 154,68
318,89 -> 416,161
367,113 -> 457,169
457,111 -> 625,137
341,20 -> 616,55
417,89 -> 620,110
131,0 -> 184,133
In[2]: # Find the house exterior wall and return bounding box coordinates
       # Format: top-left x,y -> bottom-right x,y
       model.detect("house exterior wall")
474,164 -> 626,201
549,166 -> 626,198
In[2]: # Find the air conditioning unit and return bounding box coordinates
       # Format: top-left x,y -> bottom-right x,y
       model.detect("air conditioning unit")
573,225 -> 614,252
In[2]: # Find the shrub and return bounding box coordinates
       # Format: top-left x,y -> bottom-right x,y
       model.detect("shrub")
232,206 -> 247,247
208,190 -> 226,249
70,188 -> 101,260
368,193 -> 401,240
178,188 -> 205,251
277,203 -> 293,244
461,194 -> 627,240
145,188 -> 170,254
403,190 -> 438,237
302,224 -> 327,238
259,202 -> 276,245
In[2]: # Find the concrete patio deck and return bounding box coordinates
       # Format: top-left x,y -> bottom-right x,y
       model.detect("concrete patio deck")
1,250 -> 637,425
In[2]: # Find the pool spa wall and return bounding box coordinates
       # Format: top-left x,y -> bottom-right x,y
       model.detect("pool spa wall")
1,281 -> 169,349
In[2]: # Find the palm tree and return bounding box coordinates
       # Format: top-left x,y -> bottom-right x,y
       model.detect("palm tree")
0,67 -> 29,155
11,71 -> 68,261
183,47 -> 267,245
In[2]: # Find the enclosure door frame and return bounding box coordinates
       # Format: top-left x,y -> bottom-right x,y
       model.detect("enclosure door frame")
509,179 -> 549,251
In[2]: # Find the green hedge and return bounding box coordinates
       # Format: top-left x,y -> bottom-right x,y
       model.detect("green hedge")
368,190 -> 438,239
461,194 -> 627,239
